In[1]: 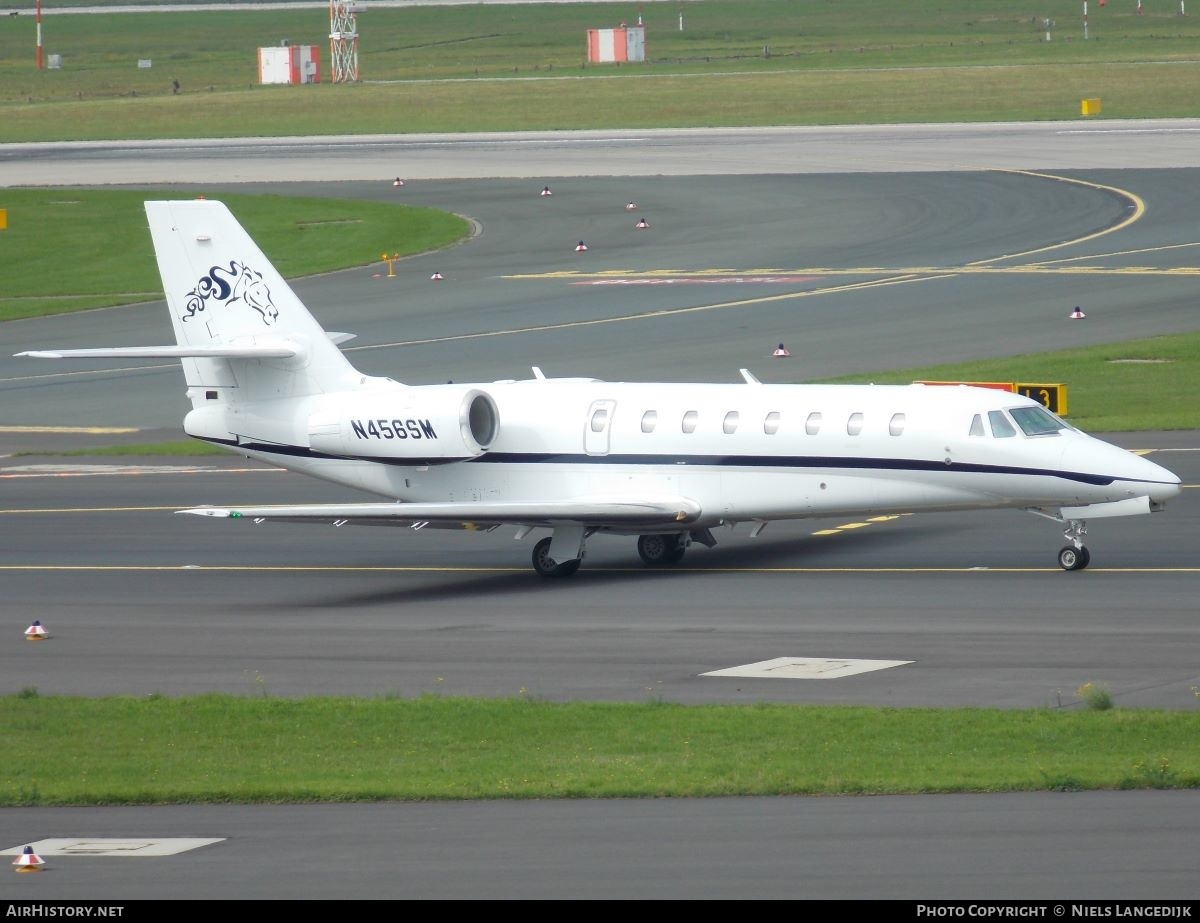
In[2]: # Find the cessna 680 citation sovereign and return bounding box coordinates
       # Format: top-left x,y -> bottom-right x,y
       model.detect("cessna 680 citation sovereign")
19,200 -> 1182,576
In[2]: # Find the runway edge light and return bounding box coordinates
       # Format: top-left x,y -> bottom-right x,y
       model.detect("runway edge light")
25,619 -> 48,640
13,847 -> 45,873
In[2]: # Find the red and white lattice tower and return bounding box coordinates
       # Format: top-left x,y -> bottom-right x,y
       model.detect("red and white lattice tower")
330,1 -> 359,83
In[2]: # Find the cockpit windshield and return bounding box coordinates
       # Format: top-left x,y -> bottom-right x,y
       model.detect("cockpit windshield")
1009,405 -> 1071,436
988,410 -> 1016,438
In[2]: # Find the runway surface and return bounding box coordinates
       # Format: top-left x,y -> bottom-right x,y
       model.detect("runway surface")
2,125 -> 1198,900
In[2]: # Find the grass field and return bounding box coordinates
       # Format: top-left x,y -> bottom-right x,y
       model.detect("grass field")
3,1 -> 1200,140
4,693 -> 1198,805
0,188 -> 469,320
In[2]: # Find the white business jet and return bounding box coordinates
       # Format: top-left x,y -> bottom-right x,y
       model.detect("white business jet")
18,200 -> 1182,576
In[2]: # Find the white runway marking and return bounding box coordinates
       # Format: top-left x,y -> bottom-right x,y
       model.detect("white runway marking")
703,657 -> 913,680
3,838 -> 224,857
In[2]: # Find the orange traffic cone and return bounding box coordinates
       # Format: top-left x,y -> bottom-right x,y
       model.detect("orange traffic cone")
625,201 -> 638,210
635,218 -> 649,229
24,620 -> 48,641
392,177 -> 405,187
430,271 -> 444,281
13,846 -> 44,873
1069,306 -> 1086,319
540,186 -> 553,197
772,343 -> 790,357
575,240 -> 588,252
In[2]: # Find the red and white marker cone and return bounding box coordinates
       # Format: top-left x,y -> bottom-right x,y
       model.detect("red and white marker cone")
392,177 -> 405,187
772,343 -> 790,357
13,847 -> 45,873
635,218 -> 649,229
625,201 -> 638,211
430,271 -> 444,281
540,186 -> 553,197
575,240 -> 588,252
24,620 -> 48,641
1069,306 -> 1086,319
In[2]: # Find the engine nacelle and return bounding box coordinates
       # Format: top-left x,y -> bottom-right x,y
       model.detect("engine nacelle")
308,386 -> 499,461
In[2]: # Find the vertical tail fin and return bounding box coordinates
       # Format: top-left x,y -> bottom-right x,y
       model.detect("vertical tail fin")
145,199 -> 357,404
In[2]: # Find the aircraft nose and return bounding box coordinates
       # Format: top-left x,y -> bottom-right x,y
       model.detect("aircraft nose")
1113,446 -> 1181,504
1139,453 -> 1183,504
1063,438 -> 1181,504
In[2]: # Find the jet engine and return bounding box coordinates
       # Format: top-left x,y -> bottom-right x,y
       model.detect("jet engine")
308,386 -> 499,461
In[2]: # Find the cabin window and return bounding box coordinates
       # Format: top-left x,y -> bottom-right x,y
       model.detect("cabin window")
1010,406 -> 1068,436
641,410 -> 657,434
682,410 -> 699,434
969,414 -> 985,437
847,412 -> 864,436
805,412 -> 822,436
723,411 -> 739,434
988,410 -> 1016,438
889,413 -> 905,436
590,408 -> 608,432
764,411 -> 781,435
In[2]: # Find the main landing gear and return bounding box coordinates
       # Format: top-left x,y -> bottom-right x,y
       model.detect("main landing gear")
637,533 -> 687,566
531,536 -> 582,578
531,529 -> 714,577
1058,518 -> 1091,571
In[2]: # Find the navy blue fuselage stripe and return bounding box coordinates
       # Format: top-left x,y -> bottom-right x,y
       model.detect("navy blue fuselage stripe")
192,437 -> 1156,487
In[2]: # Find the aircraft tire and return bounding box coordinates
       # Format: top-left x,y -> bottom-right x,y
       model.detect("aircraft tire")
532,536 -> 581,577
1058,545 -> 1091,571
637,533 -> 686,567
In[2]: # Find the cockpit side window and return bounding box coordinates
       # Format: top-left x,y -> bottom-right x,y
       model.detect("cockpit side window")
1010,406 -> 1068,436
988,410 -> 1016,438
969,414 -> 985,437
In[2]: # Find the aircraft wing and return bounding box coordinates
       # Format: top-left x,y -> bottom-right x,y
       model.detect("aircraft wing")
177,497 -> 703,531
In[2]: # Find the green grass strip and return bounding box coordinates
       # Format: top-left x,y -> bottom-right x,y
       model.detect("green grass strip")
0,190 -> 469,322
825,332 -> 1200,432
7,1 -> 1200,140
2,694 -> 1198,805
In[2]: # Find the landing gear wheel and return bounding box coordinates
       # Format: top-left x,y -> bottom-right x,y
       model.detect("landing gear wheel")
532,537 -> 581,578
637,533 -> 686,567
1058,545 -> 1091,571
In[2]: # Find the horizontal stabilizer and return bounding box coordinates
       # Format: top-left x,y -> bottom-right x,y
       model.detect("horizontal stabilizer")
178,497 -> 703,529
17,344 -> 299,360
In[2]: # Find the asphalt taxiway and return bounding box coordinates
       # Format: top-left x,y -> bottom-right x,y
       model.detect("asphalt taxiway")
2,126 -> 1198,899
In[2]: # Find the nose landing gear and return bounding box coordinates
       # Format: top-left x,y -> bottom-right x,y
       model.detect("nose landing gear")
1058,519 -> 1091,571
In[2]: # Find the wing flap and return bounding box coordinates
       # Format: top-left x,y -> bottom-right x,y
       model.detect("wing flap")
178,497 -> 703,529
